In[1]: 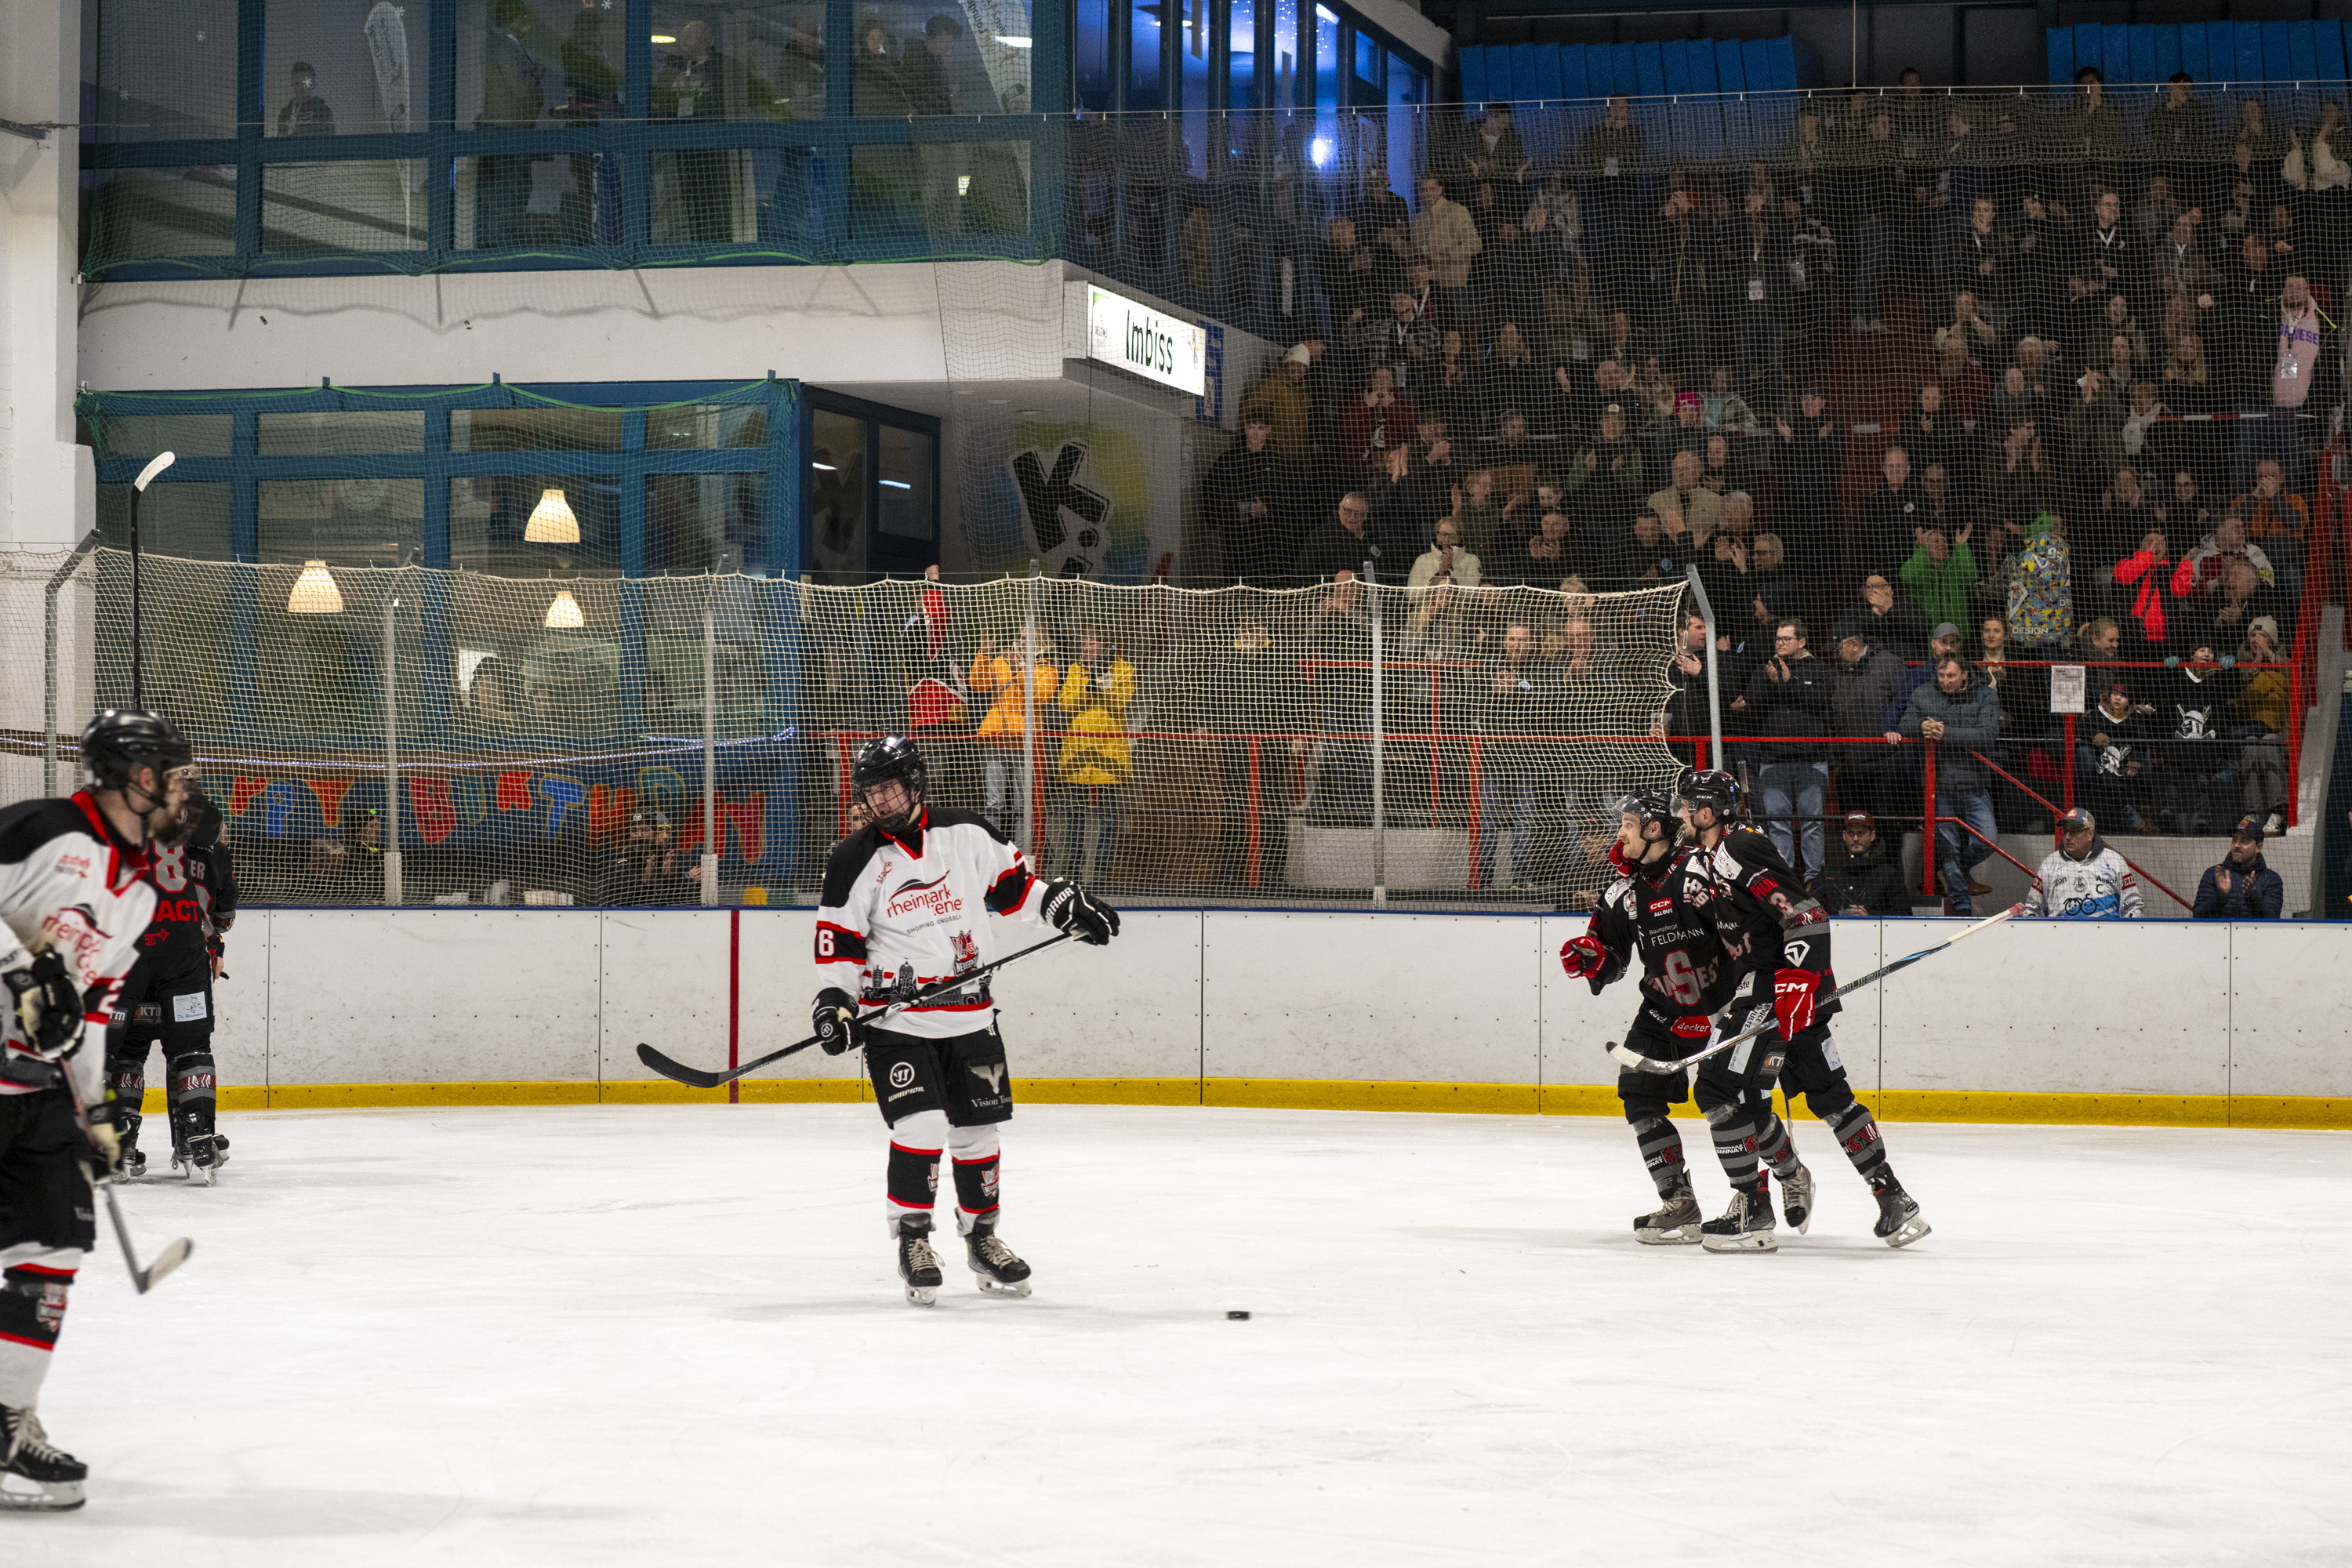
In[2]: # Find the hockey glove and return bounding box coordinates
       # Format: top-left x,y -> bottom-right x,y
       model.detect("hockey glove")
85,1089 -> 128,1180
1771,967 -> 1821,1040
1605,840 -> 1638,878
2,947 -> 84,1060
811,987 -> 865,1057
1043,880 -> 1120,946
1558,934 -> 1609,980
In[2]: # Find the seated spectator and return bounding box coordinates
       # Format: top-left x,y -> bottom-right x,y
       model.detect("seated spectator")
1742,532 -> 1798,628
1933,289 -> 2001,364
1565,405 -> 1646,527
2119,380 -> 2169,468
2176,511 -> 2279,590
1831,632 -> 1907,823
1507,508 -> 1587,587
1933,336 -> 1992,423
1901,383 -> 1968,478
2161,332 -> 2220,414
1348,289 -> 1439,390
1425,331 -> 1476,432
2152,466 -> 2217,545
2191,816 -> 2285,920
2080,463 -> 2156,579
1813,809 -> 1915,916
2077,682 -> 2157,833
1603,510 -> 1689,587
2111,531 -> 2188,652
1647,448 -> 1723,550
2154,644 -> 2234,833
2021,806 -> 2144,919
1902,521 -> 1980,637
1407,516 -> 1480,590
1629,354 -> 1677,428
1701,363 -> 1759,430
2232,458 -> 2310,578
1831,572 -> 1930,662
1899,653 -> 2002,915
1338,365 -> 1420,481
598,809 -> 697,907
1449,466 -> 1508,564
2183,554 -> 2285,652
1697,433 -> 1752,499
1478,321 -> 1549,436
1293,490 -> 1381,581
1918,459 -> 1966,532
2234,616 -> 2292,832
1649,390 -> 1710,471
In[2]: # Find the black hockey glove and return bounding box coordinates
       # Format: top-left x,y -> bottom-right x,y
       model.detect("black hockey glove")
1042,880 -> 1120,946
85,1090 -> 129,1181
811,987 -> 865,1056
2,947 -> 84,1060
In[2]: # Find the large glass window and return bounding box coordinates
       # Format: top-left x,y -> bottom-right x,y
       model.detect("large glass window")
1076,0 -> 1113,114
93,0 -> 240,142
258,410 -> 427,456
264,162 -> 426,254
1227,0 -> 1258,111
1312,5 -> 1338,112
97,481 -> 233,559
1127,0 -> 1164,114
257,478 -> 427,565
263,0 -> 430,138
450,475 -> 624,573
646,474 -> 764,572
451,407 -> 625,452
454,0 -> 623,249
1272,0 -> 1297,110
876,426 -> 935,540
851,0 -> 1032,118
1178,0 -> 1212,178
807,410 -> 866,581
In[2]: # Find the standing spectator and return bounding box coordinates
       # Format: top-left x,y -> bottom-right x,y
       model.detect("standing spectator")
2236,273 -> 2328,494
1565,404 -> 1646,530
1857,445 -> 1933,579
1831,631 -> 1907,824
1512,508 -> 1591,588
1450,466 -> 1508,565
2234,616 -> 2292,833
1204,414 -> 1299,585
2148,74 -> 2216,203
1900,521 -> 1980,637
1475,621 -> 1549,891
1901,383 -> 1968,478
1813,809 -> 1915,916
1476,321 -> 1548,437
1463,102 -> 1530,187
2005,511 -> 2074,655
1238,343 -> 1315,464
2078,681 -> 2156,833
1898,652 -> 2001,915
275,60 -> 336,136
475,0 -> 551,248
1743,617 -> 1834,879
1316,215 -> 1388,341
2023,807 -> 2144,919
1293,573 -> 1376,825
2155,644 -> 2231,833
597,809 -> 697,906
2192,817 -> 2285,920
1769,386 -> 1843,565
1580,95 -> 1643,286
2232,457 -> 2310,579
1410,175 -> 1482,325
1830,572 -> 1931,662
1338,365 -> 1420,484
1348,289 -> 1439,392
2111,530 -> 2187,652
968,622 -> 1059,829
1407,516 -> 1480,590
1294,490 -> 1381,582
1051,626 -> 1136,885
1661,609 -> 1713,764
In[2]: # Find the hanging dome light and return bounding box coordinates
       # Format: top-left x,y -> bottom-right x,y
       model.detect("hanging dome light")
286,561 -> 344,615
524,487 -> 580,543
543,588 -> 585,630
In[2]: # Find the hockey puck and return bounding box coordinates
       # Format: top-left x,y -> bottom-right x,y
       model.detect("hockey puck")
1226,1310 -> 1250,1320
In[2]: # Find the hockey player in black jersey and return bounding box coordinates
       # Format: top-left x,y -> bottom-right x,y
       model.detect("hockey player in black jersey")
1559,789 -> 1813,1251
1675,768 -> 1930,1248
0,710 -> 199,1508
107,792 -> 235,1182
811,736 -> 1120,1306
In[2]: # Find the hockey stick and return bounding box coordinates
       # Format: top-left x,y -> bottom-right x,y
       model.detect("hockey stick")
60,1069 -> 194,1293
636,932 -> 1075,1090
1608,903 -> 2024,1076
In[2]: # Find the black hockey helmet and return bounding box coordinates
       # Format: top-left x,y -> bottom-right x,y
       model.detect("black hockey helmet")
80,709 -> 193,793
851,735 -> 927,833
1674,766 -> 1744,823
1616,786 -> 1682,844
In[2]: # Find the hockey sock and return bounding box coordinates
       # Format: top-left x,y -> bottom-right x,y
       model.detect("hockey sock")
1822,1102 -> 1891,1181
1702,1102 -> 1769,1194
167,1050 -> 219,1147
885,1108 -> 949,1236
0,1263 -> 75,1410
947,1127 -> 1002,1237
108,1062 -> 145,1150
1630,1114 -> 1688,1198
1755,1112 -> 1801,1179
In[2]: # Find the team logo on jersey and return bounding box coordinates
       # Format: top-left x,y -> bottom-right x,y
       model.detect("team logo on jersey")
969,1062 -> 1005,1094
952,931 -> 979,974
888,1062 -> 916,1090
885,872 -> 963,920
1648,898 -> 1674,916
53,852 -> 91,877
1671,1014 -> 1713,1040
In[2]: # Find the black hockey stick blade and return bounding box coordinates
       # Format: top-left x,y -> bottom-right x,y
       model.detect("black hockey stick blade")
635,932 -> 1076,1091
101,1181 -> 192,1295
1612,903 -> 2024,1076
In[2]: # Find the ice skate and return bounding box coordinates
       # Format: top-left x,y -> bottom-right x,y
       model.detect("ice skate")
1871,1173 -> 1931,1249
966,1225 -> 1033,1298
174,1132 -> 230,1185
0,1406 -> 86,1512
1776,1161 -> 1815,1236
117,1145 -> 146,1181
1700,1186 -> 1779,1253
895,1218 -> 943,1307
1633,1180 -> 1703,1245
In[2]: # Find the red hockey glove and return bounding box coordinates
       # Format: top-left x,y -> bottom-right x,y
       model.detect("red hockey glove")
1606,840 -> 1638,877
1772,967 -> 1820,1040
1559,935 -> 1609,980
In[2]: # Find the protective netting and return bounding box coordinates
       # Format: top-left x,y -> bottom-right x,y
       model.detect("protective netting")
0,547 -> 1686,909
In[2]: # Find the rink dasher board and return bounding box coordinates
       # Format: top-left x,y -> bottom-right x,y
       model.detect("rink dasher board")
175,907 -> 2352,1131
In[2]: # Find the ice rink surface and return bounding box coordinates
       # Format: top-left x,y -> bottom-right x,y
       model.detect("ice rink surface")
24,1104 -> 2350,1566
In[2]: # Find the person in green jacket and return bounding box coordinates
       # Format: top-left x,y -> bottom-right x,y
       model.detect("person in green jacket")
1900,521 -> 1980,636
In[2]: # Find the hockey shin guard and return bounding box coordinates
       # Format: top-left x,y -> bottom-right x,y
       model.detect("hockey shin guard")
0,1260 -> 76,1410
1821,1102 -> 1891,1180
166,1050 -> 219,1150
107,1061 -> 146,1152
1629,1112 -> 1688,1199
947,1126 -> 1002,1237
885,1109 -> 949,1236
1701,1100 -> 1769,1194
1754,1112 -> 1801,1180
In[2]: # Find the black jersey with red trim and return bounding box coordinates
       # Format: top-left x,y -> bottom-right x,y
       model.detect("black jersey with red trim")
814,807 -> 1052,1040
1689,826 -> 1839,1020
130,833 -> 234,976
1582,848 -> 1743,1031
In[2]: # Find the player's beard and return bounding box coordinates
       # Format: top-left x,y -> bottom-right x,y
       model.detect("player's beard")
148,783 -> 202,848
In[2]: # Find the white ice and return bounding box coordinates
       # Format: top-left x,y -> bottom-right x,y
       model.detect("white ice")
30,1105 -> 2352,1566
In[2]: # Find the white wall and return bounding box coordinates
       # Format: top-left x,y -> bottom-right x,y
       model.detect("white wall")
202,907 -> 2352,1115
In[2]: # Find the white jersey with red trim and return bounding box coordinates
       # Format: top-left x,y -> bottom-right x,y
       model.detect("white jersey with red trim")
0,792 -> 162,1101
813,808 -> 1052,1040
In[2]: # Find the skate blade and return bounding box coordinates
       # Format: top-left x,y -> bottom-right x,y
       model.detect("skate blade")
1784,1211 -> 1812,1236
0,1478 -> 85,1512
975,1276 -> 1033,1298
904,1283 -> 938,1307
1700,1231 -> 1779,1254
1634,1226 -> 1703,1245
1881,1216 -> 1932,1249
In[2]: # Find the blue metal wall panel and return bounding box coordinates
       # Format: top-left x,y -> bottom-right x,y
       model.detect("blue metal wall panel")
2263,22 -> 2293,86
2237,24 -> 2267,87
1661,39 -> 1693,97
2071,24 -> 2102,80
2153,25 -> 2181,85
1715,38 -> 1745,96
1531,44 -> 1564,103
1559,45 -> 1590,103
1686,40 -> 1719,96
1487,49 -> 1515,105
1612,42 -> 1640,99
1766,37 -> 1796,93
1508,44 -> 1541,102
2289,22 -> 2319,85
2317,24 -> 2347,93
1744,38 -> 1777,96
2128,27 -> 2158,89
2179,24 -> 2207,84
2047,28 -> 2072,87
1458,47 -> 1486,107
1634,41 -> 1665,99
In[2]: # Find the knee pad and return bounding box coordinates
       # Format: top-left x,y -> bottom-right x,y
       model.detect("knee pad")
890,1107 -> 951,1148
1694,1075 -> 1740,1116
1623,1097 -> 1672,1129
1806,1080 -> 1857,1120
945,1123 -> 1000,1163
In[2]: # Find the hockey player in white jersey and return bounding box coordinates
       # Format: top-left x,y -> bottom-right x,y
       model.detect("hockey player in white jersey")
0,710 -> 200,1508
2023,808 -> 2143,920
812,736 -> 1119,1306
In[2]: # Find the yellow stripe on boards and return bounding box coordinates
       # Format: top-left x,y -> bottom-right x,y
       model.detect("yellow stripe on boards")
146,1081 -> 2352,1130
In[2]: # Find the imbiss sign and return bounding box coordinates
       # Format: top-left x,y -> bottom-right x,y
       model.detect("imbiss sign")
1082,284 -> 1206,395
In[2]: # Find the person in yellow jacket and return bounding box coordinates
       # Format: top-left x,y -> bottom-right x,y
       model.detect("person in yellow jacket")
1052,626 -> 1136,883
968,622 -> 1058,830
